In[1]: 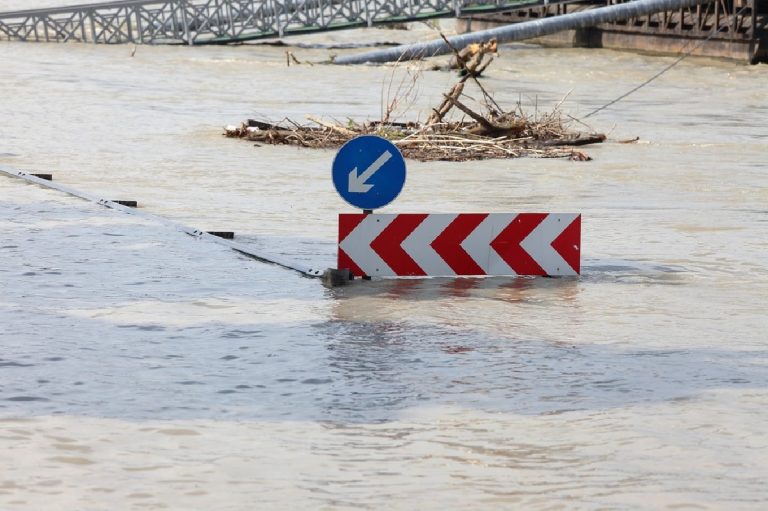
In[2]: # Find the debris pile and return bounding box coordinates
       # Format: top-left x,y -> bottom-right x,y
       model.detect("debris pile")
224,39 -> 605,162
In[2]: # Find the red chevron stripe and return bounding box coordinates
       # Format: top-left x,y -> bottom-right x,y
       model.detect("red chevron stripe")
431,214 -> 487,275
338,214 -> 367,275
490,213 -> 547,275
551,214 -> 581,274
338,247 -> 365,277
339,213 -> 366,242
370,214 -> 428,276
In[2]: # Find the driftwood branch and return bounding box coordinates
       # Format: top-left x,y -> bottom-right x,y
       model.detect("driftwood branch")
444,94 -> 497,133
306,115 -> 356,136
427,81 -> 465,126
439,32 -> 502,114
540,134 -> 607,147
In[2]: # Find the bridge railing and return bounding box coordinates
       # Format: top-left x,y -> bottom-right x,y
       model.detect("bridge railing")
0,0 -> 533,44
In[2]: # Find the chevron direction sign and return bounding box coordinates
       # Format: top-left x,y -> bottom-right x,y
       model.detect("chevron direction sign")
338,213 -> 581,277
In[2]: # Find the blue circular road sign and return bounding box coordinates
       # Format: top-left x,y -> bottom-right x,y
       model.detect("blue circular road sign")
332,135 -> 406,210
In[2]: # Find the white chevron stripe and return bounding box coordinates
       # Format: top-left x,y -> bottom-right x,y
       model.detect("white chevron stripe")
401,214 -> 457,276
461,214 -> 517,275
520,213 -> 579,276
339,214 -> 396,276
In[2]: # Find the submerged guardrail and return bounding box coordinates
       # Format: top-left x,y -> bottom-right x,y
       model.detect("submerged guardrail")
0,164 -> 326,280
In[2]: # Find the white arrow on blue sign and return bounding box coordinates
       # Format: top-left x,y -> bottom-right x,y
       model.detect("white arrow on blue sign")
332,135 -> 406,210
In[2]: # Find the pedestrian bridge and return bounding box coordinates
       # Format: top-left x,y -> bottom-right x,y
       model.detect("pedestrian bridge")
0,0 -> 537,44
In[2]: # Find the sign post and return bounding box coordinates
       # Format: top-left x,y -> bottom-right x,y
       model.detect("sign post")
328,135 -> 581,284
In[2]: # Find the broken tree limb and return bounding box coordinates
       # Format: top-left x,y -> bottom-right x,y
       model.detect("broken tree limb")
444,95 -> 498,133
427,81 -> 465,125
439,32 -> 502,115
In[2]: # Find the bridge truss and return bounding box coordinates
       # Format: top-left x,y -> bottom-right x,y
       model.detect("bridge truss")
463,0 -> 767,61
496,0 -> 764,42
0,0 -> 533,44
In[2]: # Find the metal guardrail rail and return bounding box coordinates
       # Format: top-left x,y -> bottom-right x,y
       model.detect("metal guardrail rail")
0,0 -> 538,44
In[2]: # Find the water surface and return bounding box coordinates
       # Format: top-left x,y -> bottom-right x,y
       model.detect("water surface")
1,10 -> 767,510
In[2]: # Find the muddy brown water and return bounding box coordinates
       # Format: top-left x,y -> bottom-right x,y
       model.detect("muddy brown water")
1,2 -> 767,509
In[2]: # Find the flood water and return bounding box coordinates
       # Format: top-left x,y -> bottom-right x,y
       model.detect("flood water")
1,1 -> 768,509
